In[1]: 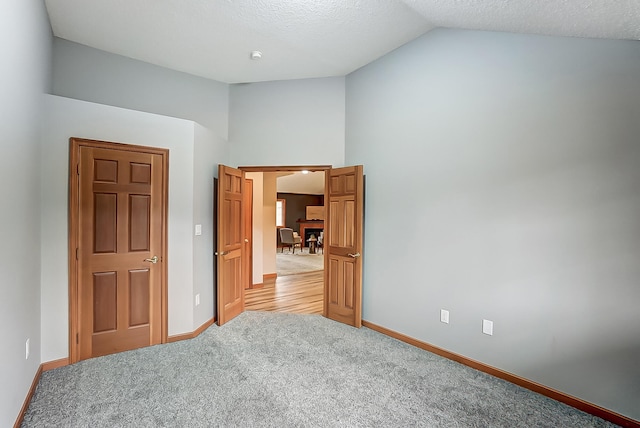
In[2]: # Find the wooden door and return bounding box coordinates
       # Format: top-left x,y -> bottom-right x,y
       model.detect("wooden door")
243,178 -> 253,289
216,165 -> 245,325
324,165 -> 364,327
72,139 -> 167,361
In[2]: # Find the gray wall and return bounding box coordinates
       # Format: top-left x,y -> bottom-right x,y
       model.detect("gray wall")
193,125 -> 227,327
41,95 -> 203,361
346,28 -> 640,420
50,38 -> 231,336
0,0 -> 51,425
52,38 -> 229,139
229,77 -> 346,167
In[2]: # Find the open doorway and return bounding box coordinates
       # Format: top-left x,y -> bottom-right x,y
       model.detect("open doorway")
217,164 -> 364,327
275,170 -> 325,276
240,166 -> 328,315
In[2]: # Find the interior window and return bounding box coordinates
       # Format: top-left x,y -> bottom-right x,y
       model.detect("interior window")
276,199 -> 286,227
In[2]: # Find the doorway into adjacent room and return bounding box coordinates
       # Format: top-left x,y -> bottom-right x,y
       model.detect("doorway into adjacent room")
275,170 -> 325,276
243,167 -> 326,315
218,164 -> 363,328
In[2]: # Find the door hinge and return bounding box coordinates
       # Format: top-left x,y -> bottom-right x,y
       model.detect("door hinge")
76,164 -> 79,175
76,248 -> 79,260
76,333 -> 79,344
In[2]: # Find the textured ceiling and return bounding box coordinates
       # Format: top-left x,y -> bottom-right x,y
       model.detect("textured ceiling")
44,0 -> 640,84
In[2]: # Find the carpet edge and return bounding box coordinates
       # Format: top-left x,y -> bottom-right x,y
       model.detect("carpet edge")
13,364 -> 42,428
362,320 -> 639,428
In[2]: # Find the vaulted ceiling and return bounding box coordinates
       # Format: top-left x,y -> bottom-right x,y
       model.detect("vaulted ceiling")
45,0 -> 640,84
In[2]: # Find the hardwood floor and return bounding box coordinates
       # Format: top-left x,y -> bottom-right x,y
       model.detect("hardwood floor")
245,270 -> 324,314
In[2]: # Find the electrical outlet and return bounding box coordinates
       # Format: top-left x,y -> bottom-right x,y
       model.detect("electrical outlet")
195,224 -> 202,236
25,338 -> 30,360
482,319 -> 493,336
440,309 -> 450,324
195,294 -> 200,306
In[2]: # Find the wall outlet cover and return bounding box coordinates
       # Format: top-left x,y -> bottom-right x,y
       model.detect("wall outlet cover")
440,309 -> 450,324
482,319 -> 493,336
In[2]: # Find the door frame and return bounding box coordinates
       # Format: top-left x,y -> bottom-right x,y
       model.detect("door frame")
68,138 -> 169,364
243,178 -> 254,289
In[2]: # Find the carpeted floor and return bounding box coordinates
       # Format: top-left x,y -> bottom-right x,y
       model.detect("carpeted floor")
23,312 -> 618,427
276,248 -> 324,276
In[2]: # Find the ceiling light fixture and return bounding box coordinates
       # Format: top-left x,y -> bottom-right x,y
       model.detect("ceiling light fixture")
250,50 -> 262,60
301,170 -> 309,174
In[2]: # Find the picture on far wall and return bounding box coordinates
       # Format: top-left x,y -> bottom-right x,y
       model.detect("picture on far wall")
306,205 -> 324,220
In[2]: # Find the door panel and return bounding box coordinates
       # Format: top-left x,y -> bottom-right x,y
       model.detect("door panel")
324,165 -> 364,327
94,193 -> 117,252
93,272 -> 117,332
76,143 -> 164,360
130,195 -> 151,251
217,165 -> 245,326
129,269 -> 151,326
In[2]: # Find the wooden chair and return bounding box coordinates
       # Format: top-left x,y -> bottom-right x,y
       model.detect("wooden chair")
279,227 -> 301,253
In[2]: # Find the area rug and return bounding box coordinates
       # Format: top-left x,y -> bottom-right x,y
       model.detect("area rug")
276,248 -> 324,275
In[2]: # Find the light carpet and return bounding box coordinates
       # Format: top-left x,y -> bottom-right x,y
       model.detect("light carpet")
23,312 -> 618,427
276,249 -> 324,276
